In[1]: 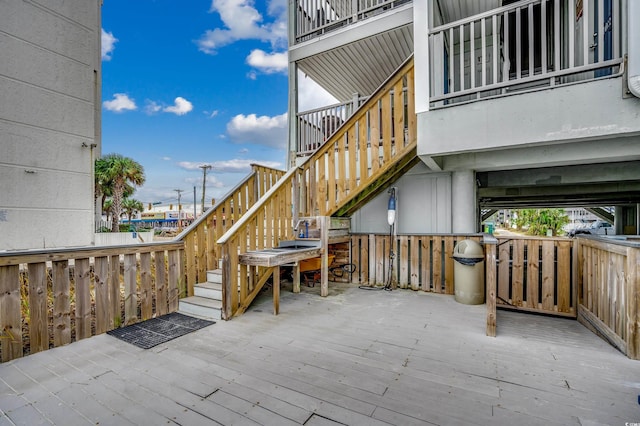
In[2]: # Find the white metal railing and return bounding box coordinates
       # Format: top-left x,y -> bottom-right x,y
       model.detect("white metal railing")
295,0 -> 409,43
296,95 -> 369,155
428,0 -> 623,107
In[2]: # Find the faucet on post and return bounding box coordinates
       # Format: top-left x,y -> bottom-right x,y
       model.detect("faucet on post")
294,219 -> 307,238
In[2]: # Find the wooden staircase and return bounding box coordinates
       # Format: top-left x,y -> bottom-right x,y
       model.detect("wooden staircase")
178,269 -> 223,320
217,56 -> 417,319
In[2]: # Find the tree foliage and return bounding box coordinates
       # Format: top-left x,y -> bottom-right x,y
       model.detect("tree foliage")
95,154 -> 145,232
513,209 -> 569,236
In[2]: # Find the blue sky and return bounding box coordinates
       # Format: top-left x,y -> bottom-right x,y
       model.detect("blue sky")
101,0 -> 334,209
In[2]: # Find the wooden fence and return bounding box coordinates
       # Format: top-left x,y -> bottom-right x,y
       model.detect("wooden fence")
350,233 -> 484,292
493,236 -> 576,317
576,236 -> 640,360
0,242 -> 183,362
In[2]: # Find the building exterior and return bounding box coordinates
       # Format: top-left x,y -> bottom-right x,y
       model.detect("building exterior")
0,0 -> 102,250
287,0 -> 640,234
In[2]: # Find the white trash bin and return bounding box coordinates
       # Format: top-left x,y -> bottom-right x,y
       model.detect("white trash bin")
453,239 -> 485,305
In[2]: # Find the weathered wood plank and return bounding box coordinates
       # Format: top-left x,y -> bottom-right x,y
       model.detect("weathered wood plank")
556,241 -> 571,314
27,262 -> 48,353
124,254 -> 138,326
273,266 -> 280,315
444,237 -> 454,295
348,126 -> 357,196
432,236 -> 442,293
399,236 -> 409,289
485,241 -> 497,337
74,258 -> 92,340
376,235 -> 385,286
0,265 -> 21,361
358,116 -> 368,185
206,214 -> 217,271
109,255 -> 120,329
511,239 -> 524,306
381,92 -> 392,166
541,240 -> 555,311
498,240 -> 510,303
196,224 -> 207,285
421,237 -> 431,291
625,247 -> 639,359
184,232 -> 196,297
168,249 -> 181,313
317,153 -> 327,215
52,260 -> 71,346
410,236 -> 420,291
337,134 -> 347,206
139,252 -> 152,321
94,256 -> 109,335
155,250 -> 168,316
526,241 -> 540,309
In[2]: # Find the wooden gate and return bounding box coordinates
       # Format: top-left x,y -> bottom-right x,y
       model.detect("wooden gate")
495,236 -> 576,317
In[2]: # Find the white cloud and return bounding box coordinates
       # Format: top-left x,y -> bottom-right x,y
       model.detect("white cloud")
101,29 -> 117,61
196,0 -> 287,54
162,156 -> 172,161
297,72 -> 338,111
246,49 -> 287,74
103,93 -> 137,113
247,71 -> 257,80
238,148 -> 249,154
185,175 -> 225,188
144,100 -> 162,115
227,112 -> 287,148
163,97 -> 193,116
204,110 -> 219,118
178,159 -> 282,173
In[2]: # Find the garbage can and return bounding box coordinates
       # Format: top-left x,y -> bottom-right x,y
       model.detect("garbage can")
453,239 -> 485,305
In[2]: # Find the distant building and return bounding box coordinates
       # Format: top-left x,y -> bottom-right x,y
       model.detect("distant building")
0,1 -> 102,250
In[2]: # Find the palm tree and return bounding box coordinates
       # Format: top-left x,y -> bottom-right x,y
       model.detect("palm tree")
121,198 -> 144,224
96,154 -> 145,232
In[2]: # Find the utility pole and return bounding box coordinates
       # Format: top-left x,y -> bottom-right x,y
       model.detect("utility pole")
174,189 -> 184,231
199,164 -> 212,217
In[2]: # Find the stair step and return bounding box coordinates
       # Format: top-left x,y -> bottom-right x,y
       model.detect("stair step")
178,296 -> 222,321
194,281 -> 222,300
207,269 -> 222,284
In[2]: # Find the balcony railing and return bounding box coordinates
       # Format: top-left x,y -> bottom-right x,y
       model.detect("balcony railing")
296,96 -> 368,156
295,0 -> 410,43
428,0 -> 623,107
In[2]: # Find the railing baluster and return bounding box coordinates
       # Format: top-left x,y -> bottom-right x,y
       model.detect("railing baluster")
541,0 -> 547,74
569,0 -> 575,68
470,20 -> 475,89
583,0 -> 590,66
503,11 -> 510,82
516,7 -> 522,79
492,15 -> 498,85
459,24 -> 464,91
528,4 -> 534,76
597,0 -> 604,63
481,17 -> 486,87
449,27 -> 454,93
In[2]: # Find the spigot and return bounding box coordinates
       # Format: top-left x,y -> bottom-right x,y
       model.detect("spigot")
294,219 -> 307,237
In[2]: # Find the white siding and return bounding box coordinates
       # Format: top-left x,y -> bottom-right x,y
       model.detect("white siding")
350,164 -> 452,234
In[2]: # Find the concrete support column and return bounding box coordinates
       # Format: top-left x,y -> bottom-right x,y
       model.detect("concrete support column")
451,170 -> 476,233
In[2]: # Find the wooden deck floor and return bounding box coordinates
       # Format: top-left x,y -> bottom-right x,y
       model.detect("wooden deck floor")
1,281 -> 639,425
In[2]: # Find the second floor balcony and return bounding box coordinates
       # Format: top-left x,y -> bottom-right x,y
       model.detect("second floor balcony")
427,0 -> 624,108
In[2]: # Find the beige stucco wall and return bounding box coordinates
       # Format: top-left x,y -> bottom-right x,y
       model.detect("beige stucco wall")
0,0 -> 101,250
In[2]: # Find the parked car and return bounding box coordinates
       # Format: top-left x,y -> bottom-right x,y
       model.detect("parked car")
568,220 -> 615,237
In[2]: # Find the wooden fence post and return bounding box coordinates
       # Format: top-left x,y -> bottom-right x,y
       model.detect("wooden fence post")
484,235 -> 498,337
626,247 -> 639,360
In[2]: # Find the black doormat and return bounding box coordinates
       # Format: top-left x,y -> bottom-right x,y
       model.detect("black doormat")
107,312 -> 215,349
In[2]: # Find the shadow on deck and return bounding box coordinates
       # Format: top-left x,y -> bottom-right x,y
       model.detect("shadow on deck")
1,281 -> 638,425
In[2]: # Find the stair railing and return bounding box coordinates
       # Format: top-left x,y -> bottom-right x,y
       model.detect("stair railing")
174,164 -> 285,296
218,56 -> 416,319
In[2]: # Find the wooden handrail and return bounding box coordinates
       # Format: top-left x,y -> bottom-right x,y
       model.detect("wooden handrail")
173,164 -> 285,295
